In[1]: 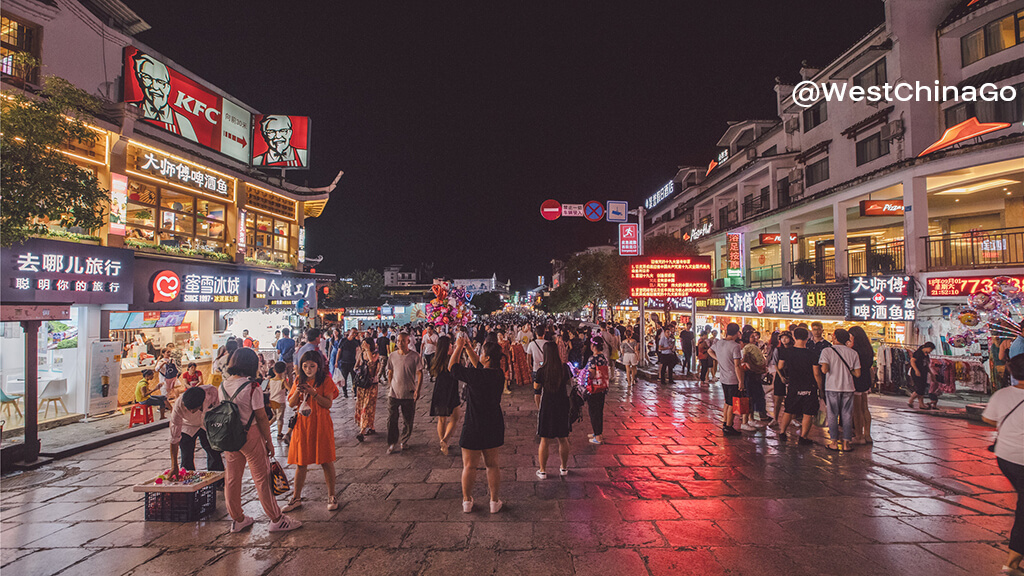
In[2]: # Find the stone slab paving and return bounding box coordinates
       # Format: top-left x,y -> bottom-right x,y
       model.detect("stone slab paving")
0,368 -> 1011,575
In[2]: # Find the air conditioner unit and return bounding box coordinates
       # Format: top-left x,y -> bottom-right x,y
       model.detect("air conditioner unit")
784,117 -> 800,133
789,181 -> 804,198
789,167 -> 803,182
880,119 -> 904,141
746,148 -> 757,161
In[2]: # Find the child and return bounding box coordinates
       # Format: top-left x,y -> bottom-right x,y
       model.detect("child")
135,369 -> 169,419
182,362 -> 203,387
266,361 -> 290,438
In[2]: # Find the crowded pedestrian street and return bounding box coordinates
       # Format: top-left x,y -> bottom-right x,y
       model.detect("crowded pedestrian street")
1,367 -> 1008,576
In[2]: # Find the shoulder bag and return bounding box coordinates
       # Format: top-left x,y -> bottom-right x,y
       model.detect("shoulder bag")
989,396 -> 1024,453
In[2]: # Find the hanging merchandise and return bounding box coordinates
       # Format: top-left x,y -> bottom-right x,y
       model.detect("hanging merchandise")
425,281 -> 474,327
947,276 -> 1023,348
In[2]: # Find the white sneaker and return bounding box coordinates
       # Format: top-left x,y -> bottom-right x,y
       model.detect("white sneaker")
489,499 -> 503,514
767,419 -> 779,429
559,468 -> 569,477
462,498 -> 474,513
739,423 -> 756,432
536,469 -> 547,479
387,444 -> 397,454
230,515 -> 254,533
269,514 -> 302,532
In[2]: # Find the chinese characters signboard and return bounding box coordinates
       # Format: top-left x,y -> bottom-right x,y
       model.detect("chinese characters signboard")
250,275 -> 317,308
252,115 -> 311,169
134,259 -> 246,309
133,145 -> 233,197
645,181 -> 677,210
697,285 -> 846,318
726,233 -> 743,277
2,239 -> 134,304
925,275 -> 1024,297
619,223 -> 640,256
849,275 -> 916,321
122,47 -> 252,164
630,257 -> 713,298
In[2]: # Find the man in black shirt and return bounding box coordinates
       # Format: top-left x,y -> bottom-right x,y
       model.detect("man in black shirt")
776,327 -> 823,444
336,329 -> 361,399
679,323 -> 695,377
807,321 -> 832,361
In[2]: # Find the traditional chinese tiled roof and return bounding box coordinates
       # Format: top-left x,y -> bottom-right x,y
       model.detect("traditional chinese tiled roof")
956,57 -> 1024,89
940,0 -> 999,30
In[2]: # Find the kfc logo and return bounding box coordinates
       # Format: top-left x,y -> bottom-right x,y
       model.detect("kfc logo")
252,115 -> 311,168
152,270 -> 181,303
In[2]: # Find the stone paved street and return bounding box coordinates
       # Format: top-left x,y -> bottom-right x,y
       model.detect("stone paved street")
0,368 -> 1012,575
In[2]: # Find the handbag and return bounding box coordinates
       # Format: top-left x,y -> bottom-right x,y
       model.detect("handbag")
732,390 -> 750,415
298,395 -> 312,417
814,399 -> 827,427
209,373 -> 223,387
269,460 -> 290,496
989,397 -> 1024,453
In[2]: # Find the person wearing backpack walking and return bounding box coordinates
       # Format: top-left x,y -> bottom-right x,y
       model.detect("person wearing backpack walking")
215,348 -> 301,533
984,355 -> 1024,576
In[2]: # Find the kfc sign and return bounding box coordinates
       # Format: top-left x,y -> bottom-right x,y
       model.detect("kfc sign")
123,47 -> 252,164
252,115 -> 311,169
859,199 -> 905,217
759,233 -> 798,245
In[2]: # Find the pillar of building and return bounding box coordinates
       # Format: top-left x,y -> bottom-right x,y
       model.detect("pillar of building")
903,176 -> 929,274
780,219 -> 793,285
834,201 -> 849,279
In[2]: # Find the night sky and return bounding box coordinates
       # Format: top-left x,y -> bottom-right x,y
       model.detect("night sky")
127,1 -> 885,289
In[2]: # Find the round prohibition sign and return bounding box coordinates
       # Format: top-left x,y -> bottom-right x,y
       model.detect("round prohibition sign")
584,201 -> 604,222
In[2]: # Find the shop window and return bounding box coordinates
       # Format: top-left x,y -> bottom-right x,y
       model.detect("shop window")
0,14 -> 39,84
802,100 -> 827,132
853,58 -> 886,89
855,132 -> 889,166
124,178 -> 226,254
160,189 -> 195,214
961,11 -> 1023,66
246,211 -> 293,263
944,82 -> 1024,127
806,157 -> 829,186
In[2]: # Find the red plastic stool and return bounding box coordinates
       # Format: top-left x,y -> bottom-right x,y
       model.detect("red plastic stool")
129,403 -> 154,427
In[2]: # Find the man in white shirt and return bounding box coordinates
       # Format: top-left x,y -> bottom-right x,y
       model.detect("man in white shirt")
422,326 -> 439,380
169,385 -> 223,472
709,323 -> 744,435
526,332 -> 549,380
818,329 -> 861,451
982,355 -> 1024,574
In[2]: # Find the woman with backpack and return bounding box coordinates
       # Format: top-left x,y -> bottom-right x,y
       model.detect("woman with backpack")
584,338 -> 610,445
430,335 -> 461,455
534,341 -> 572,478
283,350 -> 339,512
353,338 -> 382,442
984,355 -> 1024,576
218,348 -> 301,533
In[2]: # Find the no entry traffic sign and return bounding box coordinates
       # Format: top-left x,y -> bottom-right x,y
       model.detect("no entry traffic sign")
540,199 -> 561,221
584,201 -> 605,222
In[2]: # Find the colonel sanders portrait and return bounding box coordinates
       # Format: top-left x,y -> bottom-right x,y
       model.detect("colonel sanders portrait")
132,52 -> 197,141
253,115 -> 308,167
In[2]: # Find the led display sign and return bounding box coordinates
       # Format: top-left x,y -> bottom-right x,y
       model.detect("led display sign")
726,233 -> 744,277
926,275 -> 1024,297
849,275 -> 916,321
645,181 -> 677,210
122,47 -> 252,163
629,257 -> 713,298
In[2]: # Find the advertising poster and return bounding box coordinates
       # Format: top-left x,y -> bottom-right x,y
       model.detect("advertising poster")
252,115 -> 311,168
89,340 -> 122,415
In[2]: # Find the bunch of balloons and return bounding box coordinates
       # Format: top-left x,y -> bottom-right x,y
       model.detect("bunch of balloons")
947,276 -> 1023,348
425,281 -> 474,327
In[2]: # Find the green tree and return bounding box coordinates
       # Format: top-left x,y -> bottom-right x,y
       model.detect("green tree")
470,291 -> 505,315
326,269 -> 385,305
2,67 -> 110,247
642,234 -> 701,257
548,251 -> 629,320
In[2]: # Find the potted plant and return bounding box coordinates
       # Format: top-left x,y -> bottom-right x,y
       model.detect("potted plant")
793,260 -> 818,283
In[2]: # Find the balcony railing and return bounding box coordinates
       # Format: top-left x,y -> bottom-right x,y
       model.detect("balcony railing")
750,264 -> 783,287
848,240 -> 905,276
925,227 -> 1024,271
789,256 -> 835,284
742,195 -> 770,219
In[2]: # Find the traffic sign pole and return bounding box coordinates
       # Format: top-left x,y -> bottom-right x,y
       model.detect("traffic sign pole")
638,205 -> 649,368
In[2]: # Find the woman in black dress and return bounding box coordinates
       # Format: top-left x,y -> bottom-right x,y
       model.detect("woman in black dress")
449,333 -> 506,514
429,336 -> 461,455
909,342 -> 937,410
534,341 -> 572,479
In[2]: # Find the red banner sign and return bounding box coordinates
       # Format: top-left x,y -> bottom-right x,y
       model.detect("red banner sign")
122,47 -> 252,164
759,233 -> 798,245
630,257 -> 713,298
252,115 -> 311,169
926,275 -> 1024,297
859,199 -> 904,217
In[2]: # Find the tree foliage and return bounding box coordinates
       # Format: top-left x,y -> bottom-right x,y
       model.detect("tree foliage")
2,71 -> 110,246
470,291 -> 505,315
545,251 -> 628,319
325,269 -> 385,306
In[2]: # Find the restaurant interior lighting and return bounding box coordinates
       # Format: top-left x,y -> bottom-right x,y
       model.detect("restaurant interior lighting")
933,178 -> 1019,195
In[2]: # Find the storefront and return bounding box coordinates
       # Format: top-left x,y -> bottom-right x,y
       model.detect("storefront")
222,271 -> 319,350
341,307 -> 383,331
1,238 -> 135,423
694,284 -> 849,336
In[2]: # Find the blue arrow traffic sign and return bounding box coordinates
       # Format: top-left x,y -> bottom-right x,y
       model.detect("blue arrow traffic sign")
584,201 -> 605,222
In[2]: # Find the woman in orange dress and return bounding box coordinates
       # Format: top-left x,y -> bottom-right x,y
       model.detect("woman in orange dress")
282,349 -> 339,512
510,340 -> 532,387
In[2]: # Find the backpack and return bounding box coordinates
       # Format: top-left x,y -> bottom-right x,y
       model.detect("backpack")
205,379 -> 258,452
161,360 -> 179,380
353,359 -> 378,389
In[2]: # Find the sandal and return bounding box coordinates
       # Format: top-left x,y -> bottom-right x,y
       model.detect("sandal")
440,440 -> 449,455
282,498 -> 303,512
825,442 -> 839,451
327,496 -> 339,511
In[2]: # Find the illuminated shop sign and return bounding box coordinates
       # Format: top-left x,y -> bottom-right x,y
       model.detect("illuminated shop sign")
298,227 -> 306,263
759,233 -> 798,245
926,275 -> 1024,297
645,181 -> 677,210
859,199 -> 904,217
849,275 -> 916,321
122,47 -> 252,163
251,275 -> 317,309
345,307 -> 381,317
135,147 -> 231,196
237,209 -> 247,253
697,285 -> 846,317
252,115 -> 311,169
135,260 -> 246,309
3,238 -> 134,304
688,221 -> 713,241
110,173 -> 128,236
726,233 -> 744,278
630,257 -> 713,298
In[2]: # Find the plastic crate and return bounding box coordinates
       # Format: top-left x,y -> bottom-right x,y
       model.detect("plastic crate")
144,484 -> 217,522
